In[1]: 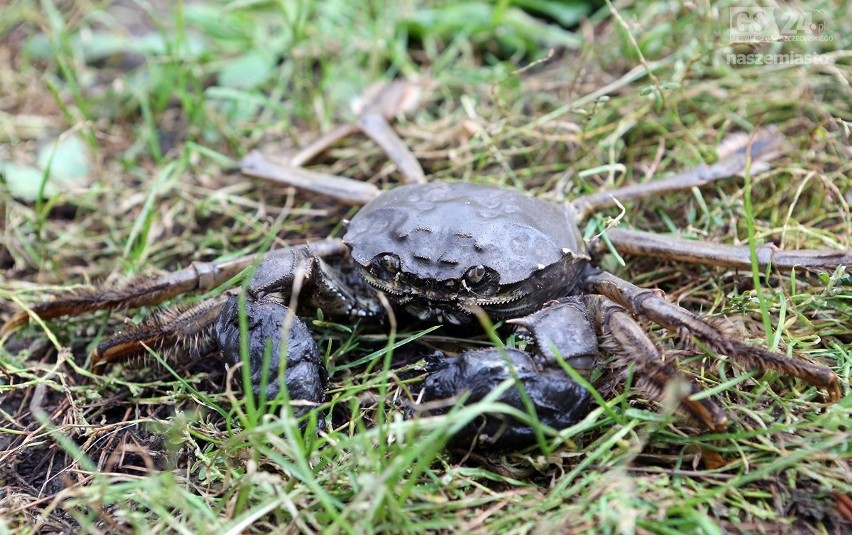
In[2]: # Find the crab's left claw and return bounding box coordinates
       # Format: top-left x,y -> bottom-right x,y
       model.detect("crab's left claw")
214,295 -> 328,417
420,348 -> 591,449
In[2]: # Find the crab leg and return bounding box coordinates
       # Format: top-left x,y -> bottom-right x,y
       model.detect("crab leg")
350,78 -> 427,184
240,152 -> 381,205
291,78 -> 426,182
571,127 -> 785,221
288,124 -> 360,168
508,297 -> 728,430
357,111 -> 426,184
1,256 -> 250,335
1,239 -> 347,334
581,295 -> 729,431
214,242 -> 382,408
241,79 -> 426,204
597,228 -> 852,271
581,268 -> 843,401
91,240 -> 366,410
91,294 -> 229,367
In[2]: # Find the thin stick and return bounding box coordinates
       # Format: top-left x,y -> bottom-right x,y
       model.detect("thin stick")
596,228 -> 852,271
571,128 -> 785,221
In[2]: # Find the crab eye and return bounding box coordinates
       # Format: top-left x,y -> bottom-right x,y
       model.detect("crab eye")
465,265 -> 487,285
381,254 -> 400,273
461,265 -> 499,295
372,253 -> 401,278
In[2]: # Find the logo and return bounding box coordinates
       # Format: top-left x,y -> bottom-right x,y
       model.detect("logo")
729,7 -> 830,43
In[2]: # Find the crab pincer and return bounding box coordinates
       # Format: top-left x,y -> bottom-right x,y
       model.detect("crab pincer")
214,296 -> 327,414
419,300 -> 599,448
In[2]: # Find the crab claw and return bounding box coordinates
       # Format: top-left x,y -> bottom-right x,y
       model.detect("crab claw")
420,348 -> 591,448
506,297 -> 599,375
214,295 -> 328,417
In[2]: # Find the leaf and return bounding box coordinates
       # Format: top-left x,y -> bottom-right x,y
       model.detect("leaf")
184,3 -> 253,42
37,133 -> 91,183
510,0 -> 591,28
217,50 -> 276,89
23,30 -> 206,64
1,133 -> 93,201
402,1 -> 581,57
0,162 -> 57,201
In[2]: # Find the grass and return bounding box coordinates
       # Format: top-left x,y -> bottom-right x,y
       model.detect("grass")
1,0 -> 850,533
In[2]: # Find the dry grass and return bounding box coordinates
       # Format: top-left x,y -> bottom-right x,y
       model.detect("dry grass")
1,1 -> 850,533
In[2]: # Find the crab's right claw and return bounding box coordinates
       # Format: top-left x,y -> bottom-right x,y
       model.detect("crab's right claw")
214,295 -> 328,415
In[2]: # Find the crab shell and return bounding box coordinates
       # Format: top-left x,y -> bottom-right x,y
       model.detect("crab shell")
343,182 -> 591,322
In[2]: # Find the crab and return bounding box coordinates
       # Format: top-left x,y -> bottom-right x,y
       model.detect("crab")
3,81 -> 847,449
